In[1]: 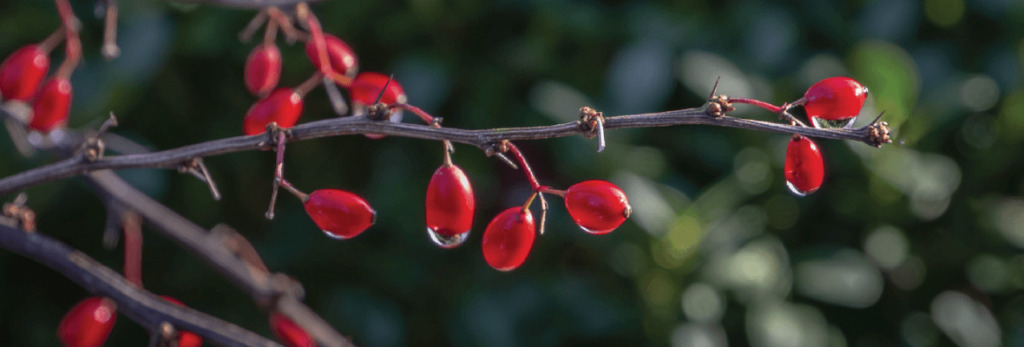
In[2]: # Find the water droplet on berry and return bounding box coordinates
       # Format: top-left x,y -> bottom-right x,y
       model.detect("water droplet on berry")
321,230 -> 349,240
811,116 -> 857,129
785,180 -> 810,196
427,227 -> 469,248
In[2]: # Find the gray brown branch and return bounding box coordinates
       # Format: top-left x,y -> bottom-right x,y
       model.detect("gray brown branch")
0,220 -> 280,346
0,104 -> 889,196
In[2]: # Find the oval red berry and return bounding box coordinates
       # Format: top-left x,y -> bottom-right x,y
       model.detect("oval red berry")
304,189 -> 376,239
158,296 -> 203,347
784,135 -> 825,196
426,164 -> 475,247
305,34 -> 358,78
243,88 -> 303,135
270,312 -> 317,347
58,297 -> 117,347
0,44 -> 49,101
803,77 -> 868,128
481,207 -> 535,271
564,180 -> 631,234
29,78 -> 72,133
244,43 -> 282,96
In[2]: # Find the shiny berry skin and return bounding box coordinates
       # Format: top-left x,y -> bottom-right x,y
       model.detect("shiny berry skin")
269,312 -> 316,347
564,180 -> 631,234
243,88 -> 303,135
481,208 -> 535,271
348,72 -> 406,106
30,78 -> 72,133
159,296 -> 203,347
305,34 -> 358,78
803,77 -> 868,126
304,189 -> 376,239
0,44 -> 49,101
58,297 -> 116,347
244,43 -> 282,96
426,164 -> 475,238
784,135 -> 825,196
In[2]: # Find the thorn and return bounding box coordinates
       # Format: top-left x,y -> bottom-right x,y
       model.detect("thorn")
195,158 -> 221,201
495,152 -> 518,169
708,76 -> 721,101
871,110 -> 887,125
323,77 -> 349,115
595,117 -> 606,153
374,74 -> 394,105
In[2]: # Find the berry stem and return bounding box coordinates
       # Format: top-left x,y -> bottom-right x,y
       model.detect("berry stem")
122,211 -> 144,288
729,97 -> 782,114
503,141 -> 541,191
238,10 -> 268,42
101,0 -> 120,60
38,28 -> 65,54
294,73 -> 322,97
263,18 -> 278,46
391,103 -> 434,125
297,4 -> 335,81
266,7 -> 305,43
539,187 -> 566,197
54,0 -> 82,79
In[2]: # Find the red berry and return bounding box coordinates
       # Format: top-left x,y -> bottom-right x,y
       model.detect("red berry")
58,297 -> 116,347
348,72 -> 406,106
304,34 -> 358,78
269,312 -> 316,347
425,164 -> 475,247
0,44 -> 49,101
159,296 -> 203,347
30,78 -> 72,133
564,180 -> 631,234
784,135 -> 825,196
304,189 -> 376,239
481,207 -> 535,271
243,88 -> 303,135
802,77 -> 868,128
244,43 -> 282,96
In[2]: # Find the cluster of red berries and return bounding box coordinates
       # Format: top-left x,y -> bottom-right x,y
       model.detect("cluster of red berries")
732,77 -> 869,195
58,296 -> 203,347
241,10 -> 406,136
0,1 -> 81,135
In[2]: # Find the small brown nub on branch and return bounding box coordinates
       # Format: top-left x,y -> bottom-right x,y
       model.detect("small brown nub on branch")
867,121 -> 893,147
577,106 -> 604,139
707,95 -> 734,118
366,103 -> 392,121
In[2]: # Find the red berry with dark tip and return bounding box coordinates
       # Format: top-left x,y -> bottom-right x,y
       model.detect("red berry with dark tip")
244,43 -> 282,96
305,34 -> 358,78
243,88 -> 303,135
159,296 -> 203,347
349,72 -> 406,106
481,207 -> 535,271
30,78 -> 72,133
58,297 -> 116,347
564,180 -> 631,234
0,44 -> 49,101
784,135 -> 825,196
270,312 -> 316,347
426,164 -> 475,241
803,77 -> 868,128
304,189 -> 376,239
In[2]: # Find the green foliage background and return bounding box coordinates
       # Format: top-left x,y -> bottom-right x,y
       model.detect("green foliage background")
1,0 -> 1022,346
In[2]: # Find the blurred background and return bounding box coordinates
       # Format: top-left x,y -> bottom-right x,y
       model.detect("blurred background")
1,0 -> 1022,346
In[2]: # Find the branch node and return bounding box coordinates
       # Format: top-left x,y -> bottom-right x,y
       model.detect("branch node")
366,103 -> 393,121
707,95 -> 734,118
3,194 -> 36,232
867,121 -> 893,148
